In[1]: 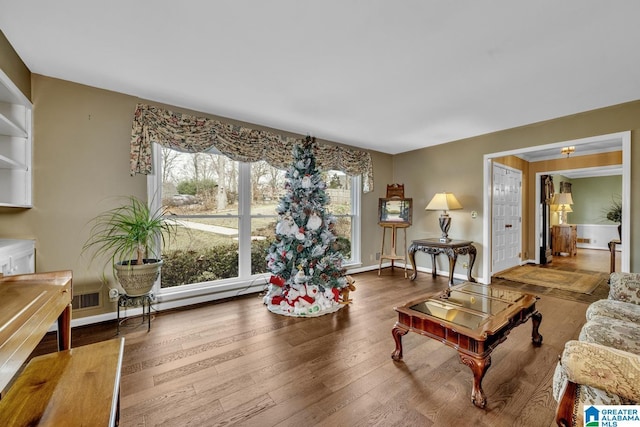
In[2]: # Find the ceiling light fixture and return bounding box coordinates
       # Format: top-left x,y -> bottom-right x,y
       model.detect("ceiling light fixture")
561,146 -> 575,157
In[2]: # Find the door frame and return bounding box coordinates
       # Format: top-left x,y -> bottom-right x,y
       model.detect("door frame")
481,131 -> 630,284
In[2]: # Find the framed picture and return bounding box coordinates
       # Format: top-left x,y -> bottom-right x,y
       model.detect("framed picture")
378,198 -> 412,225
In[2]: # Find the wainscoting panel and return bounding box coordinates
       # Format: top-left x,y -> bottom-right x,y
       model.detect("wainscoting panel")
576,224 -> 619,250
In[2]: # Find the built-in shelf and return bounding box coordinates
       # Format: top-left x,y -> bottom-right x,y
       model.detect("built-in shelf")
0,153 -> 26,169
0,69 -> 32,207
0,103 -> 28,138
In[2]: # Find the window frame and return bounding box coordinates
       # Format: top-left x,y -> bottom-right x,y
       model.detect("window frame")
147,144 -> 361,303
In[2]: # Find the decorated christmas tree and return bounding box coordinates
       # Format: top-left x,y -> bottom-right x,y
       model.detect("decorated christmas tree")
263,137 -> 350,316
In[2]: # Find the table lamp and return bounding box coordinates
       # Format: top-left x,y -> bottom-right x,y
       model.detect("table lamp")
551,192 -> 573,225
425,192 -> 462,242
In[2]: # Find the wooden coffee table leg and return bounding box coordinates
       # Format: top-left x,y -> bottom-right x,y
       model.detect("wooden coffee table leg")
391,325 -> 409,361
531,311 -> 543,346
459,353 -> 491,408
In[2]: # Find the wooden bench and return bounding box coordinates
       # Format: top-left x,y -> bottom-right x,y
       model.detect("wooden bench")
0,338 -> 125,426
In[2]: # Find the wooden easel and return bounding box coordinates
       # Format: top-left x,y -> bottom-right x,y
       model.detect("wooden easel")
378,223 -> 409,277
386,183 -> 405,199
378,184 -> 410,278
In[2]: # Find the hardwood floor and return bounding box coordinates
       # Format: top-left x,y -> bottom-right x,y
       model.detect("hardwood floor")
30,248 -> 613,426
492,248 -> 615,305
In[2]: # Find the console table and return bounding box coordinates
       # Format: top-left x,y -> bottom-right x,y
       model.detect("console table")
552,224 -> 577,257
408,238 -> 476,286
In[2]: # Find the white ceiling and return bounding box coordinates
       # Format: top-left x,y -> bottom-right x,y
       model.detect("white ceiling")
2,1 -> 640,155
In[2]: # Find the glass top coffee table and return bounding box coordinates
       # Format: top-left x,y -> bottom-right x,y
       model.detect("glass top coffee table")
391,282 -> 542,408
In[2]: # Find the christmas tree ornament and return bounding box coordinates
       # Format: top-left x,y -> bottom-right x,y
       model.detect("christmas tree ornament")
307,212 -> 322,231
275,214 -> 296,236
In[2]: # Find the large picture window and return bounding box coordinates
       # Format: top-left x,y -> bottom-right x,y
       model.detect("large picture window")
148,146 -> 360,299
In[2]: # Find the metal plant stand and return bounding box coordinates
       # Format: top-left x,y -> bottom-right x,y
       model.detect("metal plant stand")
117,292 -> 154,334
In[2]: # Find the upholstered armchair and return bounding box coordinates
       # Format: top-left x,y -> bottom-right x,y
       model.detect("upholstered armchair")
587,272 -> 640,322
553,272 -> 640,426
608,272 -> 640,304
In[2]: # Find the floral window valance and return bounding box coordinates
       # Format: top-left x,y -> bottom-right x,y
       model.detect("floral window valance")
130,103 -> 374,192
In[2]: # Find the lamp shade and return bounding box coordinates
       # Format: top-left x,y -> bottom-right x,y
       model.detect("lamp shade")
425,192 -> 463,212
551,192 -> 573,206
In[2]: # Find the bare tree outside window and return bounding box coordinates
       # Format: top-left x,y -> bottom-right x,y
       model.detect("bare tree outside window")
158,149 -> 355,290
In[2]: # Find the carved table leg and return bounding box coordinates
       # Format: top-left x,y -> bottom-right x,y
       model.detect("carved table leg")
447,250 -> 457,286
467,245 -> 477,282
430,253 -> 437,278
391,325 -> 409,361
408,244 -> 418,280
459,353 -> 491,408
531,311 -> 543,346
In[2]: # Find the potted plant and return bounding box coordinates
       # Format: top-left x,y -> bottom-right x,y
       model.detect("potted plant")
603,197 -> 622,239
83,196 -> 176,296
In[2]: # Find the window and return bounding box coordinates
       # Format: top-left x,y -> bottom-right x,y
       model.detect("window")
147,145 -> 360,300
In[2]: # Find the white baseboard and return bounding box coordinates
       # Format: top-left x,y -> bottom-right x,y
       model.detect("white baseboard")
65,261 -> 481,329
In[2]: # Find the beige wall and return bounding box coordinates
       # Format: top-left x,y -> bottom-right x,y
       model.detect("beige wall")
0,74 -> 392,318
0,30 -> 30,100
393,103 -> 639,279
392,137 -> 489,276
0,76 -> 147,317
362,151 -> 393,264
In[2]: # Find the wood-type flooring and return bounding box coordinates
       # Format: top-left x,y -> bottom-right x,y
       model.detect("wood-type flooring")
31,248 -> 613,426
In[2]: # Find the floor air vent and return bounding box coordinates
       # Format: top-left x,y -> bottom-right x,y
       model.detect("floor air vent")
72,292 -> 101,310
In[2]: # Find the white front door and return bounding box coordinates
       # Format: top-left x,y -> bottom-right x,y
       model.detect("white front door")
492,162 -> 522,274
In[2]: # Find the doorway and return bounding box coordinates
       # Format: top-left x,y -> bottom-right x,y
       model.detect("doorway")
481,131 -> 630,284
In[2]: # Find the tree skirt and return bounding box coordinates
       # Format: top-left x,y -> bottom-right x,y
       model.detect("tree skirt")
262,275 -> 354,318
494,265 -> 605,294
265,301 -> 345,317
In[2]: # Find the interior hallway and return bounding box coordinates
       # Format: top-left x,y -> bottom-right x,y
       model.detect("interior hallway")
540,247 -> 620,274
491,247 -> 619,305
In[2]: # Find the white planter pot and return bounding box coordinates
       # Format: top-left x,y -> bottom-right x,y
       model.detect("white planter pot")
115,259 -> 162,296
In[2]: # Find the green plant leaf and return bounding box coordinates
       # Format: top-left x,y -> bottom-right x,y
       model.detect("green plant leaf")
83,196 -> 177,277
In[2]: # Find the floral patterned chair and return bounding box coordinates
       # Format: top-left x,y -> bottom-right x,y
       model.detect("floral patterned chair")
553,272 -> 640,427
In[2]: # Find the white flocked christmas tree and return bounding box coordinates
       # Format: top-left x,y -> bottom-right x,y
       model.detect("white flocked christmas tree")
263,136 -> 349,316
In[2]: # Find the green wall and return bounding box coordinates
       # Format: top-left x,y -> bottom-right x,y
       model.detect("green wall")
569,175 -> 622,225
